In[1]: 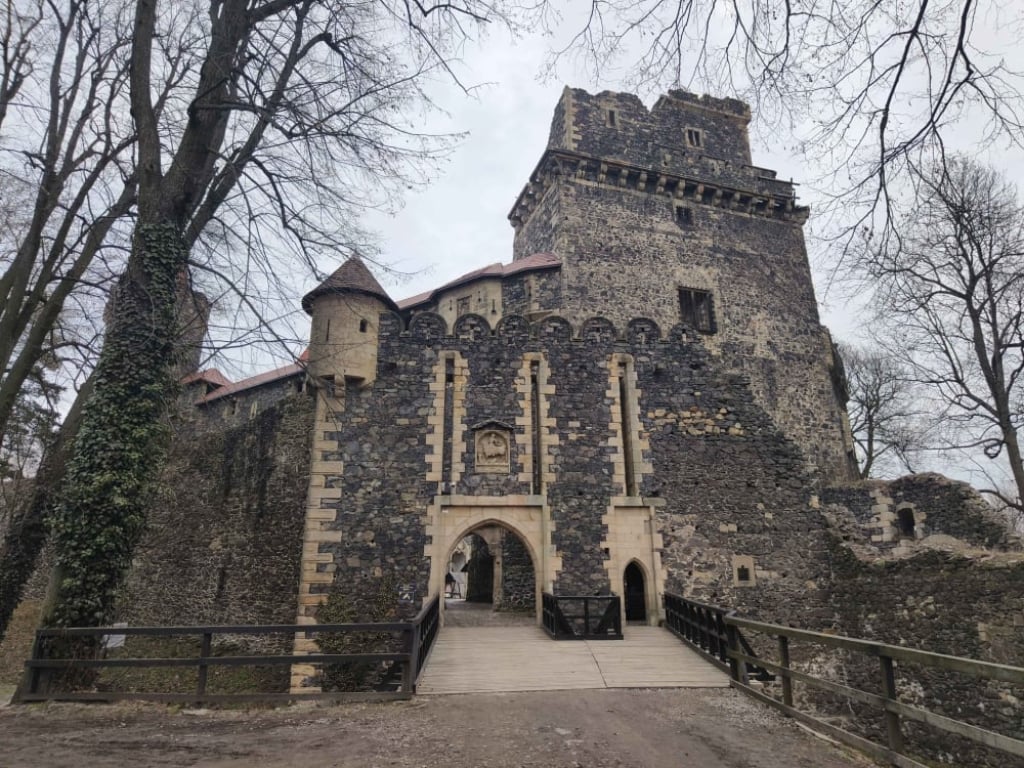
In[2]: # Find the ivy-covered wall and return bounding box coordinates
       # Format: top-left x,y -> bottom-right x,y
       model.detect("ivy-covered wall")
116,393 -> 314,632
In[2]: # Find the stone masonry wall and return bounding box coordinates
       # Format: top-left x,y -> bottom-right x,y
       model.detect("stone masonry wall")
515,176 -> 849,480
117,393 -> 314,634
830,543 -> 1024,767
497,532 -> 535,611
554,88 -> 757,178
501,269 -> 563,318
823,474 -> 1013,550
510,88 -> 853,481
313,310 -> 833,623
186,375 -> 305,431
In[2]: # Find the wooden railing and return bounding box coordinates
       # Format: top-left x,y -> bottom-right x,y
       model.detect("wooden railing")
16,594 -> 441,704
663,592 -> 773,680
664,593 -> 1024,766
726,614 -> 1024,767
542,593 -> 622,640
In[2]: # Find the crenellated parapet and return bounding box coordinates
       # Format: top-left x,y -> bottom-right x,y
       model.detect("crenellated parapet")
383,309 -> 719,350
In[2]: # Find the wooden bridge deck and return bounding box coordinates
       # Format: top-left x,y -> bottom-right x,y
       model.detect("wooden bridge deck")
416,625 -> 729,695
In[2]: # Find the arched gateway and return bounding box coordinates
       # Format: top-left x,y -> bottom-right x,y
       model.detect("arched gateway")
427,500 -> 553,625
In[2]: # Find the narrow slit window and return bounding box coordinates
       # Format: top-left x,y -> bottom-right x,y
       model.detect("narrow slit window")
678,288 -> 715,333
530,360 -> 542,494
359,319 -> 368,333
607,109 -> 617,127
618,362 -> 638,496
442,357 -> 455,491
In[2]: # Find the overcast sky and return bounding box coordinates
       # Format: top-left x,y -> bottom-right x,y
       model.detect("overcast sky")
348,10 -> 1024,352
333,9 -> 1024,491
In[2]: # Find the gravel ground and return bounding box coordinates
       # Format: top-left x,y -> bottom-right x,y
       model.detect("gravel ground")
0,688 -> 878,767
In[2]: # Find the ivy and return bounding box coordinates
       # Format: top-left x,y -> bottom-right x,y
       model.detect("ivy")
47,223 -> 188,630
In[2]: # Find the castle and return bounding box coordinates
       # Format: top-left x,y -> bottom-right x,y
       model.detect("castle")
112,89 -> 1020,713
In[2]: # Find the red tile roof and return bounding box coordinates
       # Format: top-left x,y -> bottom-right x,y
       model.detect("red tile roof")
181,369 -> 232,388
301,256 -> 397,314
199,362 -> 304,404
397,253 -> 560,310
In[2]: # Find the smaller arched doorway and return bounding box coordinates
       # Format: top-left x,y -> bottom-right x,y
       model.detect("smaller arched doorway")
623,562 -> 647,622
442,522 -> 540,627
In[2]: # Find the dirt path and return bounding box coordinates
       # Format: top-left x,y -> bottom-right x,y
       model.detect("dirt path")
0,688 -> 876,768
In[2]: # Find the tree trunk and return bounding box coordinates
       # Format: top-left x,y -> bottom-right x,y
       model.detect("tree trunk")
44,222 -> 186,628
0,376 -> 93,643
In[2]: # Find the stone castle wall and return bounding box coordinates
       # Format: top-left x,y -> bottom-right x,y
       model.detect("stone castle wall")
497,532 -> 535,611
117,393 -> 314,632
303,310 -> 833,623
824,474 -> 1013,550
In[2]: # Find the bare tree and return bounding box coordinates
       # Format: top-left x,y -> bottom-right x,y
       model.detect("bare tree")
862,156 -> 1024,510
42,0 -> 529,630
839,342 -> 925,479
553,0 -> 1024,247
0,0 -> 141,447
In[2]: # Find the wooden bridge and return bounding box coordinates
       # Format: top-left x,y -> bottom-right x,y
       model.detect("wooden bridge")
416,625 -> 728,694
17,592 -> 1024,767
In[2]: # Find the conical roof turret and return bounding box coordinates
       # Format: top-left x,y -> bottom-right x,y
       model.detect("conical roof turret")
301,256 -> 397,314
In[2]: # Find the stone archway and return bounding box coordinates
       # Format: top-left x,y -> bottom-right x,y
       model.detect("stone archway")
426,497 -> 558,626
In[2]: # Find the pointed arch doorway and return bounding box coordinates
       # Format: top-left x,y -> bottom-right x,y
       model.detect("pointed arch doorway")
427,498 -> 558,628
623,561 -> 647,623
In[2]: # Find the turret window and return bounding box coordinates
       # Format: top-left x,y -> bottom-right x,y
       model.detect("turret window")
679,288 -> 715,333
685,127 -> 703,148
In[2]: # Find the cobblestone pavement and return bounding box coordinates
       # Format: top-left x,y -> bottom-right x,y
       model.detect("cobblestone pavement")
0,688 -> 877,767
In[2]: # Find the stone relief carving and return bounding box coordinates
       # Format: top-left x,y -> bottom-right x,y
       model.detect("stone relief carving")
475,429 -> 510,473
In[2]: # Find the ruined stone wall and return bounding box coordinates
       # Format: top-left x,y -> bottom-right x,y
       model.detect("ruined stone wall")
823,474 -> 1013,550
117,393 -> 314,631
829,544 -> 1024,767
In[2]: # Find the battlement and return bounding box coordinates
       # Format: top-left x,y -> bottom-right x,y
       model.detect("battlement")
511,88 -> 801,229
379,310 -> 712,349
548,87 -> 754,171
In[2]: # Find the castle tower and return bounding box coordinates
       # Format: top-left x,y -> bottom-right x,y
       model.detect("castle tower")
302,256 -> 397,384
509,87 -> 856,480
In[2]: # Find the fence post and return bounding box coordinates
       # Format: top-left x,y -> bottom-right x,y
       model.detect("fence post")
879,655 -> 904,753
725,619 -> 742,683
778,634 -> 793,707
196,631 -> 212,700
401,625 -> 418,694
